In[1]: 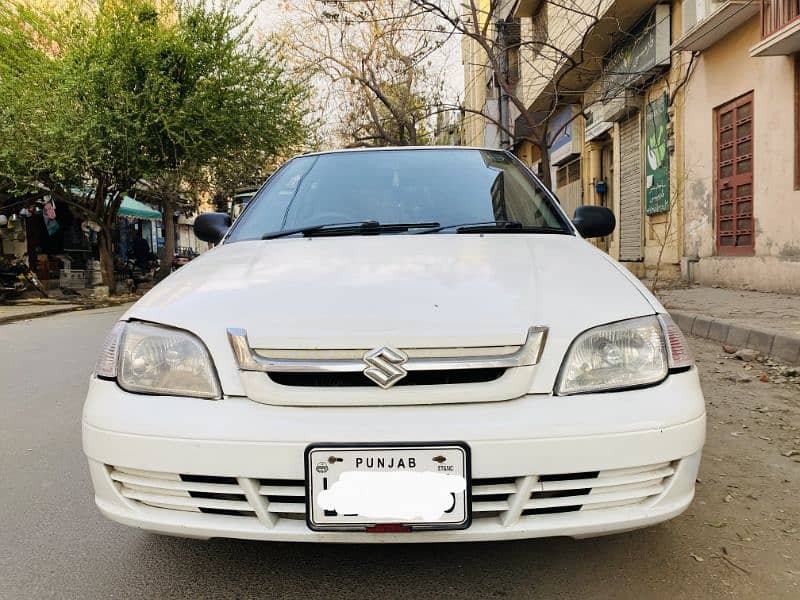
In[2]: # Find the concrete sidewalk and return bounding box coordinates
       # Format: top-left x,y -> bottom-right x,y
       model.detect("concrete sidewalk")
0,302 -> 83,324
657,286 -> 800,364
0,294 -> 139,325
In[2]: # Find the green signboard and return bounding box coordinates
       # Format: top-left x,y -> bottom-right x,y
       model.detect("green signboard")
645,93 -> 669,215
605,17 -> 657,94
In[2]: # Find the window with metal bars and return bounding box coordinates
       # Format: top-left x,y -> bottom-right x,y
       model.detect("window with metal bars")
715,92 -> 754,255
497,19 -> 521,86
556,158 -> 581,188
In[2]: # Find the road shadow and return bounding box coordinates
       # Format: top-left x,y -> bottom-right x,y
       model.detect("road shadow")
116,523 -> 685,599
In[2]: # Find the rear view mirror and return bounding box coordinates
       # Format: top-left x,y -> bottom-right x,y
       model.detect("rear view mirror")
572,205 -> 616,238
194,212 -> 232,244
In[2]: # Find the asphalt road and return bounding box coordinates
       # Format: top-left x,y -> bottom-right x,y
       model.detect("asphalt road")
1,306 -> 797,599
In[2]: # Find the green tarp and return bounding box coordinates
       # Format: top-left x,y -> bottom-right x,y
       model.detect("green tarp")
117,196 -> 161,221
70,187 -> 162,221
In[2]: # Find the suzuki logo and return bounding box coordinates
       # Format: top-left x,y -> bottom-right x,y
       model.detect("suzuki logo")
362,346 -> 408,389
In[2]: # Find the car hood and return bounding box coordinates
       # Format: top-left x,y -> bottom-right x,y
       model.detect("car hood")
125,235 -> 660,395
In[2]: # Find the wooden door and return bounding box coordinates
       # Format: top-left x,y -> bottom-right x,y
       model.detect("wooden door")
716,93 -> 754,255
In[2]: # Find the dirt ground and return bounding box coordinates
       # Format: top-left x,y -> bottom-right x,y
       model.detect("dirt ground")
680,336 -> 800,597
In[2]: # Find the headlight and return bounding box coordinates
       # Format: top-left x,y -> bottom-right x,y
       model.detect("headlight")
556,316 -> 670,395
95,321 -> 221,399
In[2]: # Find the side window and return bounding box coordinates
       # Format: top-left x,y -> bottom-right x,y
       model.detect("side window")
229,157 -> 316,239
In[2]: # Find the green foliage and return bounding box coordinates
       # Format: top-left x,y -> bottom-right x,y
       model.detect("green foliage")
0,0 -> 308,283
0,0 -> 308,202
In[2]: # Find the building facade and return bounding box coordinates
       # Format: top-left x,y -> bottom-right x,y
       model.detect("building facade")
674,0 -> 800,292
462,0 -> 800,293
461,0 -> 496,148
465,0 -> 688,279
576,3 -> 687,281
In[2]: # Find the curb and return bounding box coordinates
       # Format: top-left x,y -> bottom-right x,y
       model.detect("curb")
0,305 -> 85,325
0,300 -> 135,326
669,309 -> 800,365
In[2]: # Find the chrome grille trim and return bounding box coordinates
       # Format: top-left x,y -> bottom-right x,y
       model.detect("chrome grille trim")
227,326 -> 548,374
254,346 -> 522,360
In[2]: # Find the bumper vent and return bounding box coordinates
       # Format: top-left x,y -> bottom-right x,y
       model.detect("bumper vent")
109,468 -> 306,519
109,460 -> 676,529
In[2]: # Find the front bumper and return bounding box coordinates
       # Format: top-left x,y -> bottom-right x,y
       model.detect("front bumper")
83,370 -> 706,542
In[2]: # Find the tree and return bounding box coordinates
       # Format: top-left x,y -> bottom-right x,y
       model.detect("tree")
341,81 -> 433,147
0,0 -> 308,286
277,0 -> 450,147
411,1 -> 693,191
406,0 -> 612,188
123,1 -> 309,279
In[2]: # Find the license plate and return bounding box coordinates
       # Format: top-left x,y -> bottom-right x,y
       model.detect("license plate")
305,442 -> 471,531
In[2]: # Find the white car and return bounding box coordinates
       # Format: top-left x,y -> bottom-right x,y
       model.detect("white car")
83,147 -> 705,543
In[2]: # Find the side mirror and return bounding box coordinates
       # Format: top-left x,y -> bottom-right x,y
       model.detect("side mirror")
194,212 -> 232,244
572,205 -> 616,238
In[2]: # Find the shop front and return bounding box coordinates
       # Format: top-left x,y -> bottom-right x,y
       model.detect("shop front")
580,4 -> 675,277
116,196 -> 163,267
0,192 -> 164,291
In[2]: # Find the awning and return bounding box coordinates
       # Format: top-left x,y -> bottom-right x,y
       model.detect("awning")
117,196 -> 161,221
68,186 -> 162,221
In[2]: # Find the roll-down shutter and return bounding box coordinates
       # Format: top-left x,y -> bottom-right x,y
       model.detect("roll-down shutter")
619,115 -> 643,261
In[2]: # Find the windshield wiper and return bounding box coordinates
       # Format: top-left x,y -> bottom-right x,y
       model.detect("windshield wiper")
418,220 -> 566,235
262,221 -> 440,240
417,220 -> 521,234
263,221 -> 371,240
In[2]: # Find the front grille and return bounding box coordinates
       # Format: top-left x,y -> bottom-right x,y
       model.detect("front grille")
232,331 -> 546,405
109,460 -> 676,528
269,368 -> 505,387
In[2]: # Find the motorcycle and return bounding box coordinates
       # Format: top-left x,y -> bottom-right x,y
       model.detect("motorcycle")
0,259 -> 49,302
118,252 -> 159,292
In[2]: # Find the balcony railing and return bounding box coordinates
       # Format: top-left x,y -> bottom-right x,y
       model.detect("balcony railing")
762,0 -> 800,38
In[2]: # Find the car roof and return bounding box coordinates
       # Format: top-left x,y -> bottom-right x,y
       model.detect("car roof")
298,146 -> 507,158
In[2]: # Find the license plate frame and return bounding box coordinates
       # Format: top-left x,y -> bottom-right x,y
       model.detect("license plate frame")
304,441 -> 472,532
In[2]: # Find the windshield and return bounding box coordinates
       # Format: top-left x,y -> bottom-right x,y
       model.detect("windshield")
227,149 -> 571,241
